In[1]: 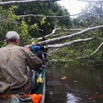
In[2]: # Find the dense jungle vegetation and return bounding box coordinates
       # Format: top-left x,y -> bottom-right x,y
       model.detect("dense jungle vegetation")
0,0 -> 103,66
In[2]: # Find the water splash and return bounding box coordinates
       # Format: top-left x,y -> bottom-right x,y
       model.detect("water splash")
67,93 -> 81,103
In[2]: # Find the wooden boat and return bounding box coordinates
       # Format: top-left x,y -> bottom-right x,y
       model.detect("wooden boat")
16,45 -> 46,103
17,68 -> 45,103
39,69 -> 45,103
34,68 -> 45,103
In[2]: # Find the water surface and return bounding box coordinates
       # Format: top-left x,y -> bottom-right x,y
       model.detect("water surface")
45,62 -> 103,103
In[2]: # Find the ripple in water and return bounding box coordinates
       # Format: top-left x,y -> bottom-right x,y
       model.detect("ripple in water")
67,93 -> 81,103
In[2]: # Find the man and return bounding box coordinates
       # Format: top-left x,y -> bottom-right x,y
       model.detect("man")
0,31 -> 42,95
30,44 -> 48,64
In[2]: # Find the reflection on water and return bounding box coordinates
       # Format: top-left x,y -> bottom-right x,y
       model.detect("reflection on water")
67,93 -> 81,103
45,62 -> 103,103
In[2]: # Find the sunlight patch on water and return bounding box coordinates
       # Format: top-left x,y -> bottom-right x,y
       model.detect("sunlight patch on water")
67,93 -> 81,103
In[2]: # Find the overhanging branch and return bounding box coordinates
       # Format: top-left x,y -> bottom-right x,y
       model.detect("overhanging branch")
18,14 -> 70,18
47,37 -> 94,48
18,12 -> 103,18
34,25 -> 103,45
90,42 -> 103,56
37,28 -> 60,41
0,0 -> 60,6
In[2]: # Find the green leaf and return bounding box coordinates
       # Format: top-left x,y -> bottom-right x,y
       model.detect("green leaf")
40,17 -> 46,25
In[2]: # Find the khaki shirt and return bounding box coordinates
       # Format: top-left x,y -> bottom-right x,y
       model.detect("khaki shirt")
0,44 -> 42,89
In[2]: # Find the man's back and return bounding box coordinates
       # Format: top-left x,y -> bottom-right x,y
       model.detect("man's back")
0,44 -> 42,90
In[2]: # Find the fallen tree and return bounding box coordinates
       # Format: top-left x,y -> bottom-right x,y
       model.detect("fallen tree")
32,25 -> 103,46
47,37 -> 94,48
29,25 -> 103,60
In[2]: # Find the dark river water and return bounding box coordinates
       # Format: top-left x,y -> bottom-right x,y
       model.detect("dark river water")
45,62 -> 103,103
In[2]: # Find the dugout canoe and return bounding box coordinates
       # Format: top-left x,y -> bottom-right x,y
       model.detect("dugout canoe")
18,68 -> 46,103
35,68 -> 45,103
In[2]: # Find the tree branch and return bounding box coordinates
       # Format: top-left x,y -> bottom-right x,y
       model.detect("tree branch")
34,25 -> 103,45
0,19 -> 19,24
47,48 -> 60,55
90,42 -> 103,56
31,28 -> 82,42
47,37 -> 94,48
37,28 -> 60,41
18,14 -> 70,18
0,0 -> 60,6
18,12 -> 103,18
46,28 -> 60,37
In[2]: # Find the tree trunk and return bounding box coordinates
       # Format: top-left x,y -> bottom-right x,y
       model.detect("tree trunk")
33,25 -> 103,45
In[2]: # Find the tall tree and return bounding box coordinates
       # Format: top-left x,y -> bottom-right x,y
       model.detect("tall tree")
73,1 -> 103,27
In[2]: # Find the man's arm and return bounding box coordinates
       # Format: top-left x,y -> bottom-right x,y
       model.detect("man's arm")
25,49 -> 43,71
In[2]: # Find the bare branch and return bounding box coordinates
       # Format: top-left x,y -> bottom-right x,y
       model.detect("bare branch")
48,48 -> 60,55
30,28 -> 82,43
74,42 -> 103,60
0,0 -> 60,6
66,28 -> 82,31
50,33 -> 62,38
34,25 -> 103,45
18,12 -> 103,18
90,42 -> 103,56
0,19 -> 19,24
19,14 -> 70,18
17,13 -> 82,18
37,28 -> 60,41
46,28 -> 60,37
47,37 -> 94,48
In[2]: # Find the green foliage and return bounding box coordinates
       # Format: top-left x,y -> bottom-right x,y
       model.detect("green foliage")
15,2 -> 72,37
0,2 -> 71,47
40,17 -> 46,25
18,21 -> 29,44
30,23 -> 39,31
0,6 -> 29,46
0,6 -> 17,44
49,27 -> 103,66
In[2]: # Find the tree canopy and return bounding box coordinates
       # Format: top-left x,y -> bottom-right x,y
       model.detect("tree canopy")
0,1 -> 71,46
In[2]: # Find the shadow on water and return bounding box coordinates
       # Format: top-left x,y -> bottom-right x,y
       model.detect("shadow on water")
45,62 -> 103,103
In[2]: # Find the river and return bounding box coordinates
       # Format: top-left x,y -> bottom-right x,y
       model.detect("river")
45,62 -> 103,103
